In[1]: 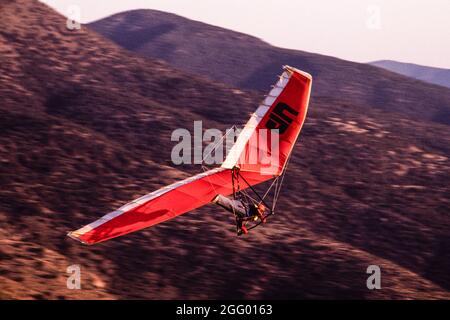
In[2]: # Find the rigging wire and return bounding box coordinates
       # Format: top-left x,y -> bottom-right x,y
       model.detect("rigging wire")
201,125 -> 237,166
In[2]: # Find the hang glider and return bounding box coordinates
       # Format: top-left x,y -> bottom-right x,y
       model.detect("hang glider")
68,65 -> 312,245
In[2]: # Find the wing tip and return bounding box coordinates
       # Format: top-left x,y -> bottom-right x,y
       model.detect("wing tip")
283,65 -> 312,81
67,231 -> 91,245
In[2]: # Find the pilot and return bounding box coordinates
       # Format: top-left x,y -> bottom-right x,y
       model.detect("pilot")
236,203 -> 266,235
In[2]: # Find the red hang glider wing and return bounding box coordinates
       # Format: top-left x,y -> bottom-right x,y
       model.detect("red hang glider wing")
222,65 -> 312,175
68,168 -> 270,244
68,66 -> 312,245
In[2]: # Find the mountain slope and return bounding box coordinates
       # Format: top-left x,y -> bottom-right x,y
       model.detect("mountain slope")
0,0 -> 449,299
370,60 -> 450,89
89,9 -> 450,125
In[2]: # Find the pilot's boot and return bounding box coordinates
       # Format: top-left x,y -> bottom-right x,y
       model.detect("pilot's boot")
236,219 -> 248,235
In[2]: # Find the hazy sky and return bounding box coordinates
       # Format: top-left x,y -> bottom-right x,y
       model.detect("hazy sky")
40,0 -> 450,68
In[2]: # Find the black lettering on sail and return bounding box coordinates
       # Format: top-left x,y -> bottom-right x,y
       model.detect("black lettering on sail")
265,102 -> 299,134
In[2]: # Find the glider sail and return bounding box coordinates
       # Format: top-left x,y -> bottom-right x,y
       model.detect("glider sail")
68,65 -> 312,245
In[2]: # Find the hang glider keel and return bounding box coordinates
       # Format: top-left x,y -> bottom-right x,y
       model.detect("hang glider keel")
68,65 -> 312,245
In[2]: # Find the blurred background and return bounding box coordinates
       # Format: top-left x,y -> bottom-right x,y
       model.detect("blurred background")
0,0 -> 449,299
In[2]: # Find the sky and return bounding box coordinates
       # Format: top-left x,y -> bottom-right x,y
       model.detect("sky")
40,0 -> 450,69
